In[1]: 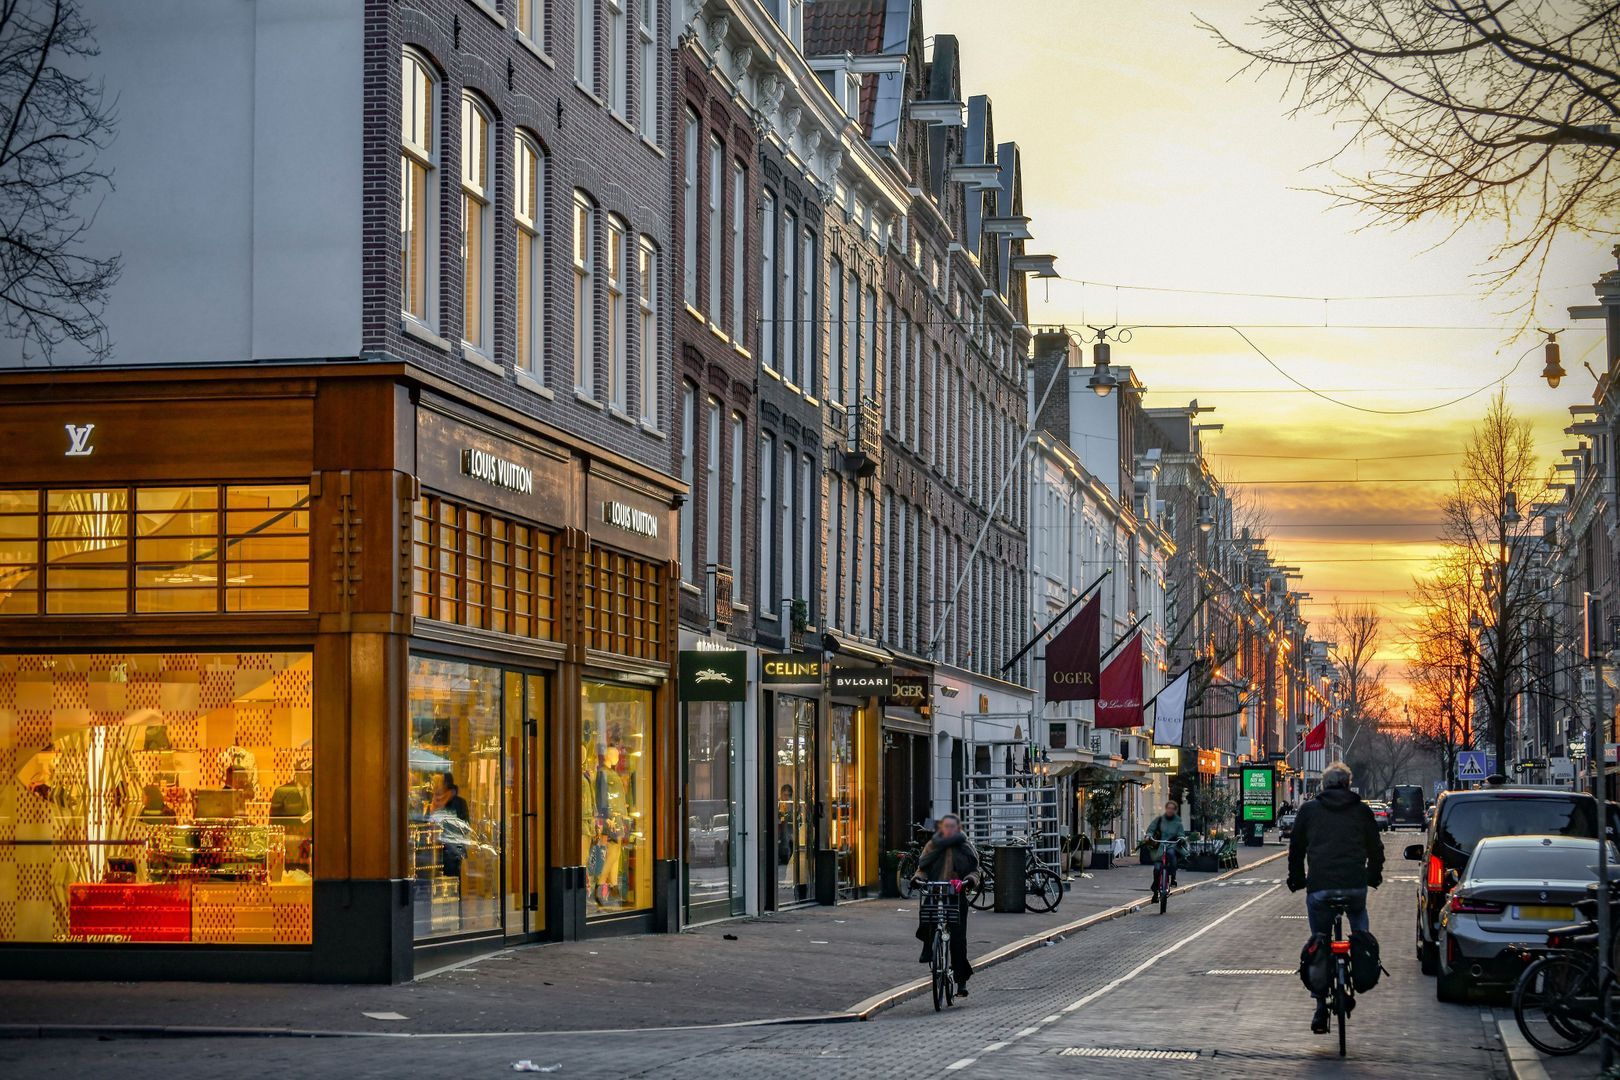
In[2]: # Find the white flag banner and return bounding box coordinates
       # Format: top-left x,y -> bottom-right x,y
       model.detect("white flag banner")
1151,668 -> 1191,746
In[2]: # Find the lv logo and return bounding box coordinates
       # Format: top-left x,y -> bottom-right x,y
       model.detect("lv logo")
64,423 -> 96,457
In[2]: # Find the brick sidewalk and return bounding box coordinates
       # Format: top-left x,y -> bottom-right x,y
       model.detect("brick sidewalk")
0,842 -> 1284,1036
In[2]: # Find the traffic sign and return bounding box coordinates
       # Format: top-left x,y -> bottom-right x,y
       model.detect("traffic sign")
1457,751 -> 1488,781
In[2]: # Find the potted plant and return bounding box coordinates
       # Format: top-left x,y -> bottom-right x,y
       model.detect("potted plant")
1084,784 -> 1121,869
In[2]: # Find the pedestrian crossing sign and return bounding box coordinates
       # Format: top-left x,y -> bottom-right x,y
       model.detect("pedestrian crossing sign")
1457,751 -> 1488,781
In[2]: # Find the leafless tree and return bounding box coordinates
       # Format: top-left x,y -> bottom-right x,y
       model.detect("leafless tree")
0,0 -> 119,362
1204,1 -> 1620,303
1408,558 -> 1483,785
1329,599 -> 1388,777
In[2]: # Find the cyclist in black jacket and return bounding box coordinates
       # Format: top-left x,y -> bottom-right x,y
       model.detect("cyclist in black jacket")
1287,761 -> 1383,1033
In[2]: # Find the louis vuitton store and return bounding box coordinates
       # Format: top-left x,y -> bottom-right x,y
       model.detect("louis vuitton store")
0,365 -> 681,982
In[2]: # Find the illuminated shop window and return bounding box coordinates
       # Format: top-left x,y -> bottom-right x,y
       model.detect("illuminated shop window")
413,494 -> 555,638
581,545 -> 664,661
581,680 -> 651,915
0,651 -> 314,945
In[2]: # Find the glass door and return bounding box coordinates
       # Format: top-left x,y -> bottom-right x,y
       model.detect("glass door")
503,672 -> 546,939
683,700 -> 743,922
773,695 -> 816,906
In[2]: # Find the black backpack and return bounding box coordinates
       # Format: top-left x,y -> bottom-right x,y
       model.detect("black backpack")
1349,928 -> 1386,992
1298,933 -> 1332,995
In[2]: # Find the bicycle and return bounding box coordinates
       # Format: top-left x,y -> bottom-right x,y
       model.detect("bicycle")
1319,891 -> 1359,1058
966,832 -> 1063,913
1145,835 -> 1186,915
894,822 -> 932,900
917,880 -> 962,1011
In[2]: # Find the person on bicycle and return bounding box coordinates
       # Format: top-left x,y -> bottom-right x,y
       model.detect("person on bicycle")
1287,760 -> 1383,1034
1144,799 -> 1187,896
911,814 -> 981,995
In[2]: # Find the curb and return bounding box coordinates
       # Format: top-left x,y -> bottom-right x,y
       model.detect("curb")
845,848 -> 1289,1019
1495,1015 -> 1554,1080
0,849 -> 1289,1042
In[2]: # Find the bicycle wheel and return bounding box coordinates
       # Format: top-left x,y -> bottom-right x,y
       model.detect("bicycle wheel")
931,932 -> 946,1012
1514,954 -> 1601,1056
1335,965 -> 1348,1058
969,871 -> 995,911
943,930 -> 956,1007
897,854 -> 918,899
1159,869 -> 1169,915
1025,867 -> 1063,913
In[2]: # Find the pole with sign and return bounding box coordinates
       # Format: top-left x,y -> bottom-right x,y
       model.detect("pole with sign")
1239,764 -> 1275,847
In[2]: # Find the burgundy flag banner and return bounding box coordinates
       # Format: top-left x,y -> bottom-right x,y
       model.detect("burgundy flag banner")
1044,593 -> 1100,702
1096,632 -> 1144,729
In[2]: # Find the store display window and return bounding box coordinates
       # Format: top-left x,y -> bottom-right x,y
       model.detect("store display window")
407,656 -> 504,940
581,681 -> 651,915
829,704 -> 865,893
684,700 -> 741,921
0,484 -> 311,617
0,651 -> 314,945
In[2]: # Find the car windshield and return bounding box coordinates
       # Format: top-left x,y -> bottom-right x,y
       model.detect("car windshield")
1468,843 -> 1604,881
1439,798 -> 1596,856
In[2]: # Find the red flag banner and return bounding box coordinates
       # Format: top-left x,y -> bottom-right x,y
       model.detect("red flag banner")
1095,633 -> 1144,729
1303,719 -> 1327,752
1045,594 -> 1100,702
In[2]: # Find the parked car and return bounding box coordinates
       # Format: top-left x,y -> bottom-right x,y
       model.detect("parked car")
1389,785 -> 1427,830
1368,801 -> 1392,830
1434,834 -> 1612,1002
1405,787 -> 1613,976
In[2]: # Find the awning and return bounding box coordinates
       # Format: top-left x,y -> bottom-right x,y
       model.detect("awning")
882,712 -> 931,737
823,630 -> 894,665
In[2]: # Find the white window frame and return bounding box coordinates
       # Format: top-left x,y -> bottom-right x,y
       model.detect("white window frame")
828,255 -> 845,403
707,133 -> 724,325
799,225 -> 815,394
401,50 -> 437,328
781,447 -> 796,605
638,0 -> 657,140
760,190 -> 777,370
799,453 -> 812,612
572,191 -> 596,394
781,209 -> 798,385
679,382 -> 696,581
516,0 -> 545,48
682,110 -> 700,309
606,0 -> 627,116
606,215 -> 628,411
730,159 -> 746,345
706,396 -> 722,570
638,236 -> 659,426
514,132 -> 545,379
730,413 -> 745,588
460,93 -> 493,356
759,432 -> 776,616
575,0 -> 595,89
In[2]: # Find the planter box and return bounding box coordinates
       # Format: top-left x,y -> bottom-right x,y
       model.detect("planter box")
1186,852 -> 1220,873
1089,850 -> 1113,870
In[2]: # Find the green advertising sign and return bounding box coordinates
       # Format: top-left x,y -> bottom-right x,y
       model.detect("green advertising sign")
1240,765 -> 1276,823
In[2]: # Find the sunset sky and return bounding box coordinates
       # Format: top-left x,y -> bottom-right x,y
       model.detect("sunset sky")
932,0 -> 1614,686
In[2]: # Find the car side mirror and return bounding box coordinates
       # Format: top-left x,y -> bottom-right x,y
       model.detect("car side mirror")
1403,844 -> 1424,862
1445,868 -> 1460,888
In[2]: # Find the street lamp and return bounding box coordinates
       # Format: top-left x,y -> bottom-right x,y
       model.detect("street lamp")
1088,339 -> 1117,397
1540,330 -> 1565,388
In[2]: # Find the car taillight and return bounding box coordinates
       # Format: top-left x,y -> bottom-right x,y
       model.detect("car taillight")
1426,854 -> 1446,892
1448,894 -> 1504,915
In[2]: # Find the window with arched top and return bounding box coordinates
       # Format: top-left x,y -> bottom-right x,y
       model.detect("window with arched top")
460,94 -> 493,354
606,214 -> 628,411
514,132 -> 545,379
572,191 -> 596,393
401,50 -> 437,326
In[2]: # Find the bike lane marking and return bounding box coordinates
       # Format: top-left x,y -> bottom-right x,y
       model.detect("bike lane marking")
943,882 -> 1283,1073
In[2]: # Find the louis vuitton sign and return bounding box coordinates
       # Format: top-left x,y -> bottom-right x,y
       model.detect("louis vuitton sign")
417,406 -> 566,520
461,448 -> 535,493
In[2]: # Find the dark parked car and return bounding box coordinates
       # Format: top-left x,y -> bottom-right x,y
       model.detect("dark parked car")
1368,801 -> 1392,830
1389,785 -> 1426,830
1405,787 -> 1612,976
1434,835 -> 1612,1002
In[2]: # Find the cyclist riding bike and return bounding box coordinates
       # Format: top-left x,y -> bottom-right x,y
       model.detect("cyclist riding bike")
911,814 -> 981,996
1287,760 -> 1383,1034
1144,798 -> 1188,897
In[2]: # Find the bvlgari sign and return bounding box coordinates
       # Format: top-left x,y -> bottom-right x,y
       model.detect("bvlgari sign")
604,500 -> 660,539
461,447 -> 535,494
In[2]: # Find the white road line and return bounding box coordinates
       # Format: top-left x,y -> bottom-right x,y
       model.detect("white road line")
1059,884 -> 1284,1018
964,882 -> 1286,1064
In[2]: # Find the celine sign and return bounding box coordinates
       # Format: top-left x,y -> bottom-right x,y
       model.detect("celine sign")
461,447 -> 535,494
604,500 -> 660,539
761,653 -> 822,685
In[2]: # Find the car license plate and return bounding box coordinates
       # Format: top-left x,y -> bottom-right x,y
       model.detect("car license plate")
1514,905 -> 1573,922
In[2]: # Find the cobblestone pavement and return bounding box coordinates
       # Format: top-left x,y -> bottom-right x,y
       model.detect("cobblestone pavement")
0,836 -> 1504,1078
0,842 -> 1283,1036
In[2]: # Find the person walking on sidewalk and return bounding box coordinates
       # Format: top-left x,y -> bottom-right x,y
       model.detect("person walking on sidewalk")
1143,799 -> 1188,899
1287,760 -> 1384,1035
912,814 -> 981,996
